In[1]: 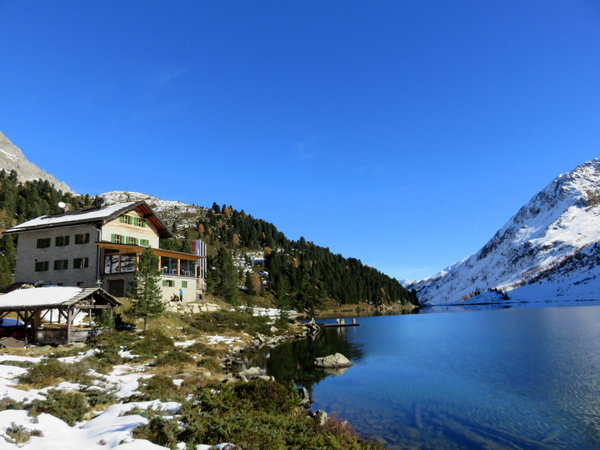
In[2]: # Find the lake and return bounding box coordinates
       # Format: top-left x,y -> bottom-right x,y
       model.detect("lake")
253,305 -> 600,448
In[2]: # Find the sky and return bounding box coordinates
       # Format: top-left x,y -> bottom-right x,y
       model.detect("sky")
1,1 -> 600,281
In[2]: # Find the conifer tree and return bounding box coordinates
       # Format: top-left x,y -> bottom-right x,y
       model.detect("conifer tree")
215,247 -> 239,305
129,248 -> 164,331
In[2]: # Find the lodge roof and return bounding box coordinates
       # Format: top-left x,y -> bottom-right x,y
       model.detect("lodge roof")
0,286 -> 121,311
3,201 -> 173,238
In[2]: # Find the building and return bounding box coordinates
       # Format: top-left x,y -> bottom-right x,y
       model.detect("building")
3,201 -> 205,302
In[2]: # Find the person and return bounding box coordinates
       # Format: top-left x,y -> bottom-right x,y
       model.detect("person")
179,288 -> 184,301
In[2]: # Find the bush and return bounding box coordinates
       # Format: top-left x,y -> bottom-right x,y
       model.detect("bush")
185,342 -> 226,357
154,351 -> 194,368
81,386 -> 117,408
5,422 -> 43,444
135,375 -> 179,401
131,330 -> 174,358
189,311 -> 272,335
133,416 -> 180,449
29,390 -> 89,426
196,357 -> 222,374
233,379 -> 299,413
18,359 -> 93,388
175,381 -> 379,449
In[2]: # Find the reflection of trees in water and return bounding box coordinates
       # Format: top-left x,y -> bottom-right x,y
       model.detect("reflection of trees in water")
250,328 -> 364,391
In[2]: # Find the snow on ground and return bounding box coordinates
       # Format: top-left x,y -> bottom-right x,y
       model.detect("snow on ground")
0,401 -> 180,449
205,335 -> 240,345
101,364 -> 153,398
239,306 -> 298,319
174,339 -> 197,349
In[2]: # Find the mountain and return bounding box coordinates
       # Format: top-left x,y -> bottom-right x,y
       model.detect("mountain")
410,159 -> 600,304
0,131 -> 73,193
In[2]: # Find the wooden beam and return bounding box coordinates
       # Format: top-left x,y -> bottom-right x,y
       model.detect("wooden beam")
66,307 -> 72,344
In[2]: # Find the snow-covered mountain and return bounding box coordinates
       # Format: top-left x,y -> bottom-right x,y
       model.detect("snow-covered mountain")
0,131 -> 73,193
410,159 -> 600,304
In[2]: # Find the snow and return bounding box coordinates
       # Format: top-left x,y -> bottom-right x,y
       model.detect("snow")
8,202 -> 137,231
174,339 -> 197,349
0,287 -> 83,308
205,335 -> 239,345
0,401 -> 180,449
412,159 -> 600,304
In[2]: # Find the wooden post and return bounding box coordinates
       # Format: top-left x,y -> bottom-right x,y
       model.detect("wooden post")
66,307 -> 72,344
177,258 -> 181,276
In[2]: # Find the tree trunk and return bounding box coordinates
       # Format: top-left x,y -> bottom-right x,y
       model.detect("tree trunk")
143,316 -> 148,332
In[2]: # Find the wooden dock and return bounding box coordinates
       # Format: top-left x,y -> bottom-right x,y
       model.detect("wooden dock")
322,323 -> 360,328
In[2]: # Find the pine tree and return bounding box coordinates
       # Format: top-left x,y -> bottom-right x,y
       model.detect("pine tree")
129,248 -> 164,331
215,247 -> 239,305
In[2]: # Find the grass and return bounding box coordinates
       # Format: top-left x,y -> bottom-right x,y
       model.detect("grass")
188,310 -> 276,335
154,350 -> 195,368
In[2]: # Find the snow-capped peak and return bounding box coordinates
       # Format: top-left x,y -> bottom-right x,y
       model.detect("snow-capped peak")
411,158 -> 600,304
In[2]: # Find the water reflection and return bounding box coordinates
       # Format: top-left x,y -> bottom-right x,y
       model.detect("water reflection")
248,327 -> 364,391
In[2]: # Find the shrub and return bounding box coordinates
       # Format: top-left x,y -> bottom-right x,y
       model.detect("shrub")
81,386 -> 117,408
196,357 -> 222,373
0,360 -> 34,369
133,416 -> 180,449
135,375 -> 180,401
5,422 -> 43,444
154,351 -> 194,368
131,330 -> 174,358
29,390 -> 89,426
189,311 -> 272,335
233,379 -> 299,413
185,342 -> 226,357
18,359 -> 93,388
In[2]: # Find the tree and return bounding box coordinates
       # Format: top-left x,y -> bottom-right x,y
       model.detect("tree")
214,247 -> 239,305
129,248 -> 164,331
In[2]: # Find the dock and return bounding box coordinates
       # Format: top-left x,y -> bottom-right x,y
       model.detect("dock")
322,322 -> 360,328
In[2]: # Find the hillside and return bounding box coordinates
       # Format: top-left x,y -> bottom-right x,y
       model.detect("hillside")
0,132 -> 73,193
410,159 -> 600,304
101,191 -> 418,311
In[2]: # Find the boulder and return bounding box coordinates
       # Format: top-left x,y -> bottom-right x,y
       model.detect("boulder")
314,353 -> 353,369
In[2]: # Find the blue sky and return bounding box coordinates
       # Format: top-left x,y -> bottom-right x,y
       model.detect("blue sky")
1,1 -> 600,281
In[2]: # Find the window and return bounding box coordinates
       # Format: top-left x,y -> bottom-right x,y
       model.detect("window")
55,235 -> 70,246
160,256 -> 178,275
104,254 -> 136,274
126,236 -> 138,245
181,281 -> 188,288
162,279 -> 175,287
35,261 -> 49,272
120,214 -> 146,227
75,233 -> 90,244
36,238 -> 51,248
111,234 -> 124,244
73,257 -> 89,269
53,259 -> 69,270
180,260 -> 196,277
140,239 -> 150,247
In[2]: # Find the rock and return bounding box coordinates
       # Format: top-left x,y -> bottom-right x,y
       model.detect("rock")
311,410 -> 328,426
269,326 -> 278,333
238,366 -> 264,379
314,353 -> 353,369
257,375 -> 274,381
298,387 -> 311,407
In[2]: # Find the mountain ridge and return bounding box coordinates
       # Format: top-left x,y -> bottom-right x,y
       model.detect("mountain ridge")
410,158 -> 600,304
0,131 -> 73,193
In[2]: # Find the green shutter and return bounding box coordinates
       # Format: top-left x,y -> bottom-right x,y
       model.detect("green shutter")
111,234 -> 116,243
120,215 -> 124,223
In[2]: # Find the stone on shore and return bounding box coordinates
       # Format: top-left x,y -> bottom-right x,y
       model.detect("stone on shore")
314,353 -> 353,368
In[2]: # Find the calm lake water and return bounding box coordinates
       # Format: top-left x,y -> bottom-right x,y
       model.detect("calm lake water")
254,305 -> 600,448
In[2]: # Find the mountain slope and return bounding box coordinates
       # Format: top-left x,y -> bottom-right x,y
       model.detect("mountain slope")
411,159 -> 600,304
0,132 -> 73,193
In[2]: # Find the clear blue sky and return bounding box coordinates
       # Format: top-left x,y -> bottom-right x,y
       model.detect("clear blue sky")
1,1 -> 599,281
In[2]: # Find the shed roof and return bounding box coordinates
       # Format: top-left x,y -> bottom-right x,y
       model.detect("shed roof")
3,201 -> 173,238
0,286 -> 121,311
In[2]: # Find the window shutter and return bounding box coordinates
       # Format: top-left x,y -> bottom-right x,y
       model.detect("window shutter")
120,215 -> 124,223
111,234 -> 116,243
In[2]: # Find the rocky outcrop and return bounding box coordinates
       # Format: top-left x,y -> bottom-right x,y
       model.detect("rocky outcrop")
314,353 -> 353,369
0,131 -> 73,193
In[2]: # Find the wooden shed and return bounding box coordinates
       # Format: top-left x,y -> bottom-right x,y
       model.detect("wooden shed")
0,286 -> 121,345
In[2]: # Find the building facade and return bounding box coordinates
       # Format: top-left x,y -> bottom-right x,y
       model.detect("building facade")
4,201 -> 205,302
